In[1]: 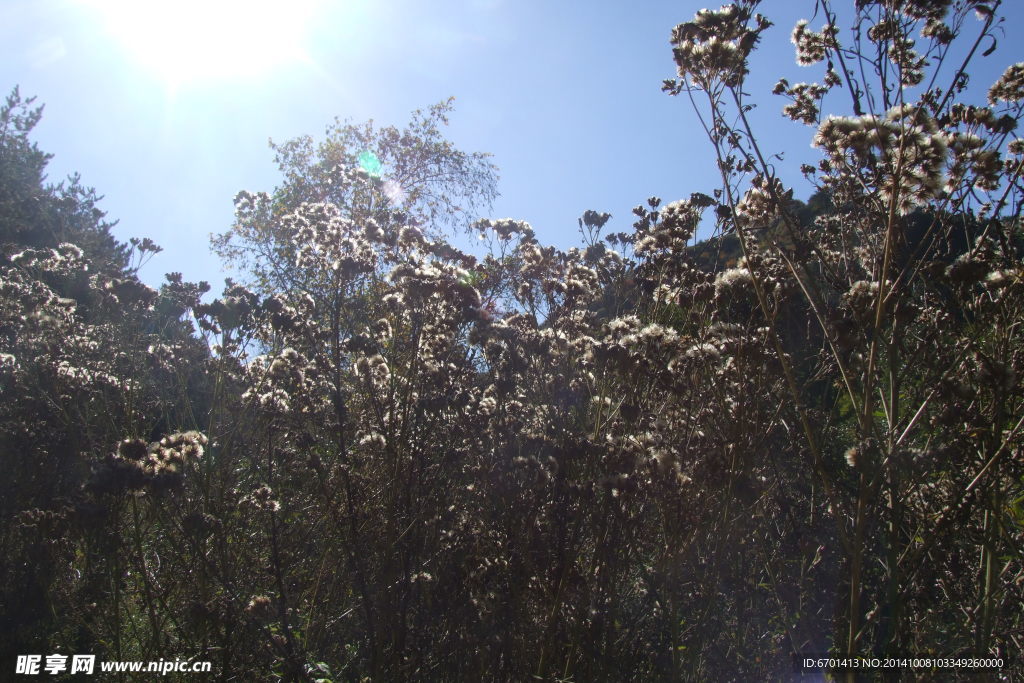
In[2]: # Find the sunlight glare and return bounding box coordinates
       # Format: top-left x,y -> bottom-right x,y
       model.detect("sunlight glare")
357,150 -> 382,177
82,0 -> 321,84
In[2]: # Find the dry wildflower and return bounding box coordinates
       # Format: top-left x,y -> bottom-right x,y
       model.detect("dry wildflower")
791,20 -> 837,65
780,82 -> 830,124
116,438 -> 148,461
358,432 -> 387,448
714,264 -> 754,295
988,63 -> 1024,104
814,109 -> 947,212
670,5 -> 771,88
475,217 -> 534,241
244,485 -> 281,512
735,176 -> 789,225
244,596 -> 274,621
371,318 -> 393,340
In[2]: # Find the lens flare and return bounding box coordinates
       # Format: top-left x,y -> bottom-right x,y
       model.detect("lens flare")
383,180 -> 407,205
357,150 -> 383,177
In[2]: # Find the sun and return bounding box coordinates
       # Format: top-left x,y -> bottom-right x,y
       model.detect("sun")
80,0 -> 321,85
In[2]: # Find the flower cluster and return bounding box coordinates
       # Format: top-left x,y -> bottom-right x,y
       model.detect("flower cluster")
775,80 -> 831,125
634,199 -> 700,256
90,432 -> 207,495
734,175 -> 789,226
988,62 -> 1024,105
243,347 -> 325,417
670,5 -> 772,88
814,107 -> 947,212
242,484 -> 281,512
791,20 -> 837,66
474,217 -> 535,241
290,202 -> 379,279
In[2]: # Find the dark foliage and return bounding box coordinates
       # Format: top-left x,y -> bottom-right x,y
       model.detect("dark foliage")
2,2 -> 1023,680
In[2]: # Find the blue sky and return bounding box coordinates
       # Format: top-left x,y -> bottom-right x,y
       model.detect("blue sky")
2,1 -> 1020,288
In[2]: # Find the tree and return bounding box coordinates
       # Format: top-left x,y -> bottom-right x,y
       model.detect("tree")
0,87 -> 128,274
212,97 -> 498,298
0,86 -> 214,666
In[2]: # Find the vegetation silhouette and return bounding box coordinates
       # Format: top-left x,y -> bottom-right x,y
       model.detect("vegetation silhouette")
1,1 -> 1022,679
